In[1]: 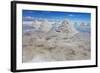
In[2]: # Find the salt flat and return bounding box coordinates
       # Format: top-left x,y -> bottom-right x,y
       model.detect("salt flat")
22,20 -> 91,63
22,31 -> 90,63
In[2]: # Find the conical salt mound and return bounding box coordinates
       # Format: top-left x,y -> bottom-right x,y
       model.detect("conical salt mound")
32,20 -> 41,30
58,19 -> 78,36
39,19 -> 52,32
80,22 -> 85,28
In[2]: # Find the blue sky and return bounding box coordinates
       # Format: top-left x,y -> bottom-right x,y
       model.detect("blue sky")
22,10 -> 91,23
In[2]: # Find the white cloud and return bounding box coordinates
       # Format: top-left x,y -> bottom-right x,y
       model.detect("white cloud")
23,16 -> 34,20
23,21 -> 33,25
69,14 -> 74,17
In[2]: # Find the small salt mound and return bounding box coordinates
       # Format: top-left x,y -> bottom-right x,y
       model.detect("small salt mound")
32,20 -> 41,30
39,19 -> 52,32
